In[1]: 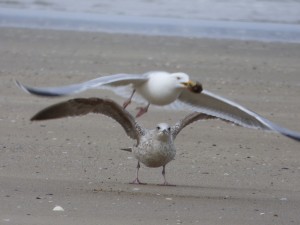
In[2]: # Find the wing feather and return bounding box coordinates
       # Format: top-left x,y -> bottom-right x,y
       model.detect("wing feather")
171,112 -> 217,139
16,73 -> 148,97
176,89 -> 300,141
31,98 -> 144,142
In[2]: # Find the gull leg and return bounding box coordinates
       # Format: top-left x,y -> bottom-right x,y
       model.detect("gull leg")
130,161 -> 146,185
135,103 -> 150,118
123,89 -> 136,109
160,165 -> 175,186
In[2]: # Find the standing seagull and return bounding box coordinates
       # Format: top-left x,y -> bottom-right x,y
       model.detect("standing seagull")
31,98 -> 214,185
16,71 -> 300,140
30,98 -> 300,185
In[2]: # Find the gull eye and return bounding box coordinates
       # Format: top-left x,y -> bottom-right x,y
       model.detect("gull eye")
156,126 -> 160,130
168,127 -> 171,131
176,76 -> 180,80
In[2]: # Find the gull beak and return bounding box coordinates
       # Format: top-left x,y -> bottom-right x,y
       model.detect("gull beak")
181,80 -> 203,93
181,80 -> 196,88
162,129 -> 169,135
157,129 -> 170,141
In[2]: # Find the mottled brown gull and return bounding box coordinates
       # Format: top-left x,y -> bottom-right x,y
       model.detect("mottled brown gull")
17,71 -> 300,141
30,98 -> 300,185
30,98 -> 216,185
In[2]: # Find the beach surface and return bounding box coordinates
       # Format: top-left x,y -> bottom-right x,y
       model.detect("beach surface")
1,27 -> 300,224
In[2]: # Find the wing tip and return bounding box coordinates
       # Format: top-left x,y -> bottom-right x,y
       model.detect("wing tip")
30,115 -> 41,121
281,132 -> 300,142
120,148 -> 132,152
15,79 -> 31,94
14,79 -> 67,97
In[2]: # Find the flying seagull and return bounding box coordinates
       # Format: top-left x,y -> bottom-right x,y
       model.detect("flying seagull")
30,98 -> 300,185
16,71 -> 300,141
16,71 -> 202,117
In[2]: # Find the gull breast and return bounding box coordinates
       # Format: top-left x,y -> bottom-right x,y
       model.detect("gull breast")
136,74 -> 181,105
133,140 -> 176,168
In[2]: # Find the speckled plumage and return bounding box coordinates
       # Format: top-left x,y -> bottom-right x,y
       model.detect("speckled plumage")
133,125 -> 176,168
31,98 -> 215,185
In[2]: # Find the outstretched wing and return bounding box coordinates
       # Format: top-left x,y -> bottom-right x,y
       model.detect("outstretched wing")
170,89 -> 300,142
31,98 -> 145,143
16,73 -> 149,97
171,112 -> 218,139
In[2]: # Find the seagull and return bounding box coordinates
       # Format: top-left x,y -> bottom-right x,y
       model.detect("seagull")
30,98 -> 300,185
16,71 -> 300,141
16,71 -> 202,117
30,97 -> 216,185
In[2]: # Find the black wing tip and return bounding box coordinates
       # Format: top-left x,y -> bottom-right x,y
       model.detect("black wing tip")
120,148 -> 132,152
26,88 -> 66,97
30,111 -> 58,121
30,116 -> 37,121
15,79 -> 65,97
281,133 -> 300,142
30,114 -> 45,121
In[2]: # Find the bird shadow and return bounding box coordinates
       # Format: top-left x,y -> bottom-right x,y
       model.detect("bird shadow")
92,181 -> 291,202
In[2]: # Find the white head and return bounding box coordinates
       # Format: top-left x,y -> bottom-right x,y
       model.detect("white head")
155,123 -> 171,141
170,72 -> 196,89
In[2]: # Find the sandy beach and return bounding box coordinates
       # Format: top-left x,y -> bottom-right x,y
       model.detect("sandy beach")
1,27 -> 300,224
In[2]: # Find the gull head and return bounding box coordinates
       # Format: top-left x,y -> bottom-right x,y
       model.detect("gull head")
171,72 -> 203,93
155,123 -> 171,141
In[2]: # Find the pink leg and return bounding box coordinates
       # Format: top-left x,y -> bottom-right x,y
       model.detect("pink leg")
123,89 -> 136,109
135,103 -> 150,118
130,162 -> 147,185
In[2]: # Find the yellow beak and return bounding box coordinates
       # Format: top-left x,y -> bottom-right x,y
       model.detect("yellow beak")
181,80 -> 197,87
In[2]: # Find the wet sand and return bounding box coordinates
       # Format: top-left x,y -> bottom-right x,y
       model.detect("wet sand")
1,27 -> 300,225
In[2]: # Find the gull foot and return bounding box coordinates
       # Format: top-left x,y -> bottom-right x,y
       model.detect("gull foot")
130,178 -> 147,185
135,107 -> 148,118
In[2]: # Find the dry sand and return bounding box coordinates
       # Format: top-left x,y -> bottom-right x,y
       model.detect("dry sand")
1,27 -> 300,225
